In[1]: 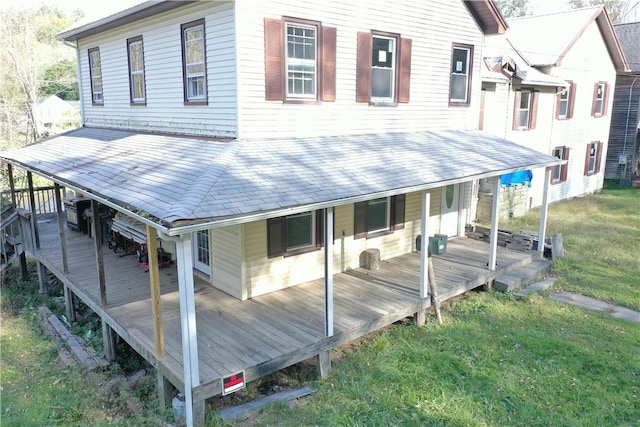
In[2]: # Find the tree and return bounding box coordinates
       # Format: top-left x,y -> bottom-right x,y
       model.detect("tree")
569,0 -> 635,24
41,59 -> 80,100
496,0 -> 530,18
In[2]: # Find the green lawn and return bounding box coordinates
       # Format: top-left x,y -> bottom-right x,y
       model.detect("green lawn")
1,186 -> 639,426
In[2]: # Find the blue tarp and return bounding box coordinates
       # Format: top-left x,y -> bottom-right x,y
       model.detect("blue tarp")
501,170 -> 533,187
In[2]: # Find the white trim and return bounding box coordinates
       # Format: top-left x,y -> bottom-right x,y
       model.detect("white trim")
324,207 -> 334,337
419,191 -> 430,300
488,178 -> 501,271
538,168 -> 551,252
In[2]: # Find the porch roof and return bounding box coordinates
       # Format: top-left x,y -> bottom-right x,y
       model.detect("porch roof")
1,127 -> 562,234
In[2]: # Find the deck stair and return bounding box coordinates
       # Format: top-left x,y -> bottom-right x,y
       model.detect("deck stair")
494,259 -> 552,292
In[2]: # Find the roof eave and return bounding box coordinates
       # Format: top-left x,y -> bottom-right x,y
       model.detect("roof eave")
463,0 -> 509,35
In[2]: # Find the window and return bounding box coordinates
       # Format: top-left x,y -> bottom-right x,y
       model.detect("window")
591,82 -> 608,117
584,141 -> 603,176
449,44 -> 473,105
264,17 -> 336,102
181,19 -> 207,104
556,82 -> 576,119
267,210 -> 324,257
356,31 -> 412,104
127,36 -> 146,104
88,47 -> 103,105
512,89 -> 538,130
551,146 -> 570,184
354,195 -> 405,239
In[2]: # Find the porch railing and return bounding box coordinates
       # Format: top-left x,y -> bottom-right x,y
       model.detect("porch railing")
1,186 -> 59,215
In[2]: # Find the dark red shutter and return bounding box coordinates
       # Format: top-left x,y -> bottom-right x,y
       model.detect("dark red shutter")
512,91 -> 521,130
555,87 -> 562,119
529,90 -> 538,129
590,82 -> 599,116
356,32 -> 372,103
267,217 -> 285,257
316,210 -> 325,247
354,201 -> 367,239
321,26 -> 337,102
568,82 -> 577,119
398,38 -> 412,103
264,18 -> 284,101
595,141 -> 603,173
602,83 -> 609,116
584,144 -> 592,176
391,194 -> 406,230
561,147 -> 570,182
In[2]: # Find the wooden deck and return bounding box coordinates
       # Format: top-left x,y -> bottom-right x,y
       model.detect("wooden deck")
32,215 -> 539,403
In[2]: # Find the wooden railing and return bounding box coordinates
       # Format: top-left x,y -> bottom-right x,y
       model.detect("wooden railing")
1,186 -> 58,215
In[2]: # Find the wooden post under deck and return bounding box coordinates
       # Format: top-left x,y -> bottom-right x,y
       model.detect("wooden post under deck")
6,164 -> 27,279
538,168 -> 552,253
102,320 -> 116,362
54,184 -> 69,273
488,176 -> 501,271
417,191 -> 430,326
26,172 -> 40,249
146,225 -> 164,357
91,200 -> 107,306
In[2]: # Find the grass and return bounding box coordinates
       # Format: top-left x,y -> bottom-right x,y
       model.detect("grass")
1,185 -> 639,426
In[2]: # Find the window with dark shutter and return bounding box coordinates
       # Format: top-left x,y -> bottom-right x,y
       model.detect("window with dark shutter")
322,26 -> 336,101
513,89 -> 537,130
264,18 -> 285,101
584,141 -> 603,176
556,82 -> 576,119
356,32 -> 372,103
449,43 -> 474,106
353,195 -> 406,239
591,82 -> 608,117
551,146 -> 570,184
267,210 -> 325,258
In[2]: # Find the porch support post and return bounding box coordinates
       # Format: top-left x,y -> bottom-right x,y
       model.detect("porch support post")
176,233 -> 201,427
538,167 -> 552,253
157,373 -> 174,414
102,320 -> 116,362
318,207 -> 334,379
91,200 -> 107,306
146,225 -> 165,357
7,163 -> 17,207
417,191 -> 431,326
26,171 -> 40,249
54,184 -> 69,273
488,176 -> 501,271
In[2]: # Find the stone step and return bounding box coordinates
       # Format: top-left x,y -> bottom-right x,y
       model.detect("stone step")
494,259 -> 552,292
514,278 -> 558,299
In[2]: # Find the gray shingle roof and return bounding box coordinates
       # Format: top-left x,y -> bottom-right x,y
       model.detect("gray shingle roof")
1,127 -> 561,231
615,22 -> 640,72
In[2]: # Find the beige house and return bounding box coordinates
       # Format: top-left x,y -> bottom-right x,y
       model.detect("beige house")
2,1 -> 562,425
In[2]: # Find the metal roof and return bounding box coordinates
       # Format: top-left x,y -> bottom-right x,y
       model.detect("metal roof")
1,127 -> 562,235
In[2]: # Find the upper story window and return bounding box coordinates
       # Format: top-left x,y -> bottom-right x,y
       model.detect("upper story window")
584,141 -> 603,176
267,210 -> 324,257
181,19 -> 207,105
556,82 -> 576,119
356,31 -> 412,105
354,194 -> 405,239
127,36 -> 146,105
591,82 -> 608,117
88,47 -> 103,105
512,89 -> 538,130
264,17 -> 336,102
551,146 -> 570,184
449,43 -> 474,105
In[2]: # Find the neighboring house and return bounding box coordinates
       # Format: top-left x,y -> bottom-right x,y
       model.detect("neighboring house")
605,21 -> 640,183
479,6 -> 629,220
35,95 -> 81,136
1,1 -> 562,425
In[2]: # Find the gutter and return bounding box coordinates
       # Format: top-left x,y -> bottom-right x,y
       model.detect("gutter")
622,74 -> 640,161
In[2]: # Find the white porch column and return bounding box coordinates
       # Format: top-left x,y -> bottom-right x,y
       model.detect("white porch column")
176,233 -> 200,427
488,176 -> 502,271
419,191 -> 431,300
324,207 -> 334,337
538,167 -> 552,253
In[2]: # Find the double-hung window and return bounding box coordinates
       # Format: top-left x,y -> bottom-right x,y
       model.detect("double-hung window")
267,210 -> 324,257
88,47 -> 103,105
584,141 -> 603,176
181,19 -> 207,104
449,43 -> 473,105
513,89 -> 538,130
356,31 -> 412,104
591,82 -> 608,117
354,195 -> 405,239
286,22 -> 317,99
127,36 -> 146,104
551,146 -> 570,184
264,17 -> 336,102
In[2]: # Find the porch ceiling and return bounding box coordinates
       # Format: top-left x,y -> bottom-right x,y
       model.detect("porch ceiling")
1,127 -> 562,232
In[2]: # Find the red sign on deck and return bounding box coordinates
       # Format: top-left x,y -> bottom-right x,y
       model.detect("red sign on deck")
222,371 -> 246,395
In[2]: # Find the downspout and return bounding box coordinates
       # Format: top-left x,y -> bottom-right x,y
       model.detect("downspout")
63,40 -> 85,126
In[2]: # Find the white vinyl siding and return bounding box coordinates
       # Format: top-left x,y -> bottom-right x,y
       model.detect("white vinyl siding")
236,0 -> 483,139
78,1 -> 237,137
